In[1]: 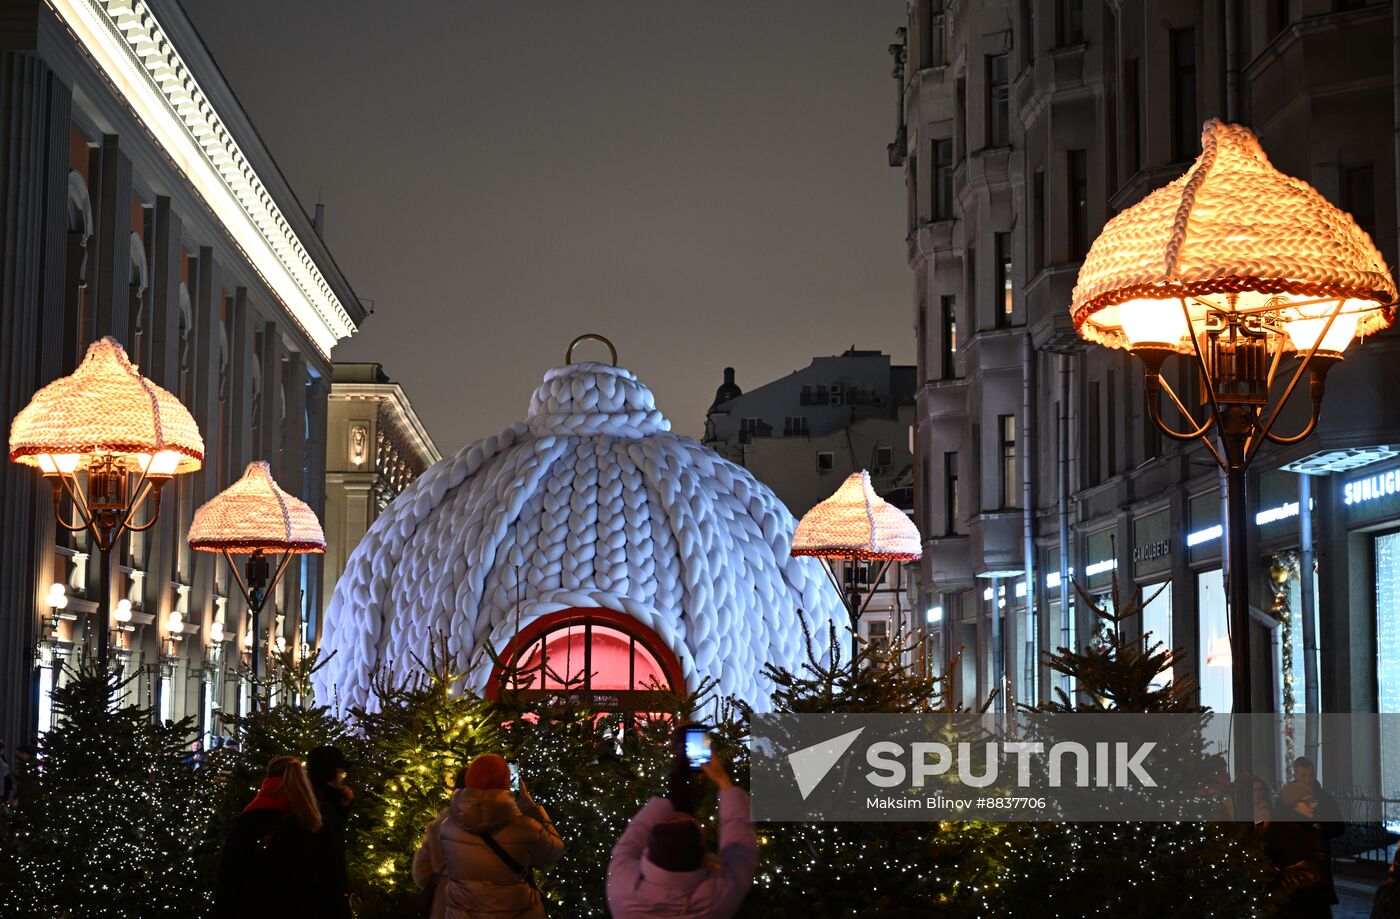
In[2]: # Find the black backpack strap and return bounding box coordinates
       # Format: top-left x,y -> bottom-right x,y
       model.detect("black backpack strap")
475,831 -> 537,890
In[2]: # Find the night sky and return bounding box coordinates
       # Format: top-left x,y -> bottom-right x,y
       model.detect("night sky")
181,0 -> 910,454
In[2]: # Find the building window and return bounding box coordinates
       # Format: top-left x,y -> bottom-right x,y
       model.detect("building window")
1068,149 -> 1089,260
830,383 -> 844,406
875,445 -> 894,471
1032,168 -> 1046,272
987,54 -> 1010,148
933,139 -> 954,220
1021,0 -> 1036,65
1058,0 -> 1084,45
740,417 -> 770,442
866,618 -> 890,655
1106,368 -> 1118,476
1170,28 -> 1197,162
999,414 -> 1018,508
966,247 -> 977,326
907,154 -> 918,233
1142,582 -> 1173,689
817,451 -> 835,473
922,0 -> 946,68
994,231 -> 1013,327
941,295 -> 958,378
1343,164 -> 1377,241
1198,568 -> 1231,712
1123,58 -> 1141,177
784,416 -> 810,437
1086,380 -> 1102,485
955,76 -> 967,159
944,451 -> 959,534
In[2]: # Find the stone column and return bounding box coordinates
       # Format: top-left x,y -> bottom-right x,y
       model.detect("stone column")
0,51 -> 72,748
304,373 -> 330,641
93,134 -> 131,344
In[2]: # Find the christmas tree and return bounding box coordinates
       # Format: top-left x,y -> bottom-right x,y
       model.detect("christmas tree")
743,619 -> 1019,917
0,662 -> 216,918
346,637 -> 500,918
996,573 -> 1272,917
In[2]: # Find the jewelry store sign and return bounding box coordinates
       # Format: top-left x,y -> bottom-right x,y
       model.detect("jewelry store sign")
1344,465 -> 1400,508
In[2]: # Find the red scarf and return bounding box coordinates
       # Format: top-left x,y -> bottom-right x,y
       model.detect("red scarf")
243,776 -> 292,814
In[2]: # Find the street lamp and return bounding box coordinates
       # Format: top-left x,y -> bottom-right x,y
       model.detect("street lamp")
9,338 -> 204,663
1071,120 -> 1396,821
187,461 -> 325,711
792,470 -> 923,661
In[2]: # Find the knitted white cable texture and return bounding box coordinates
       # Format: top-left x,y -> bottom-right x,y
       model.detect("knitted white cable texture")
314,362 -> 843,712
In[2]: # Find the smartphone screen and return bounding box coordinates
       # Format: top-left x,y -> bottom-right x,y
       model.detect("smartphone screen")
683,728 -> 712,769
508,761 -> 520,793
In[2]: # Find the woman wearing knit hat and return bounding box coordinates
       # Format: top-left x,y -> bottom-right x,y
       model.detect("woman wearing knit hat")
606,736 -> 759,918
433,754 -> 564,918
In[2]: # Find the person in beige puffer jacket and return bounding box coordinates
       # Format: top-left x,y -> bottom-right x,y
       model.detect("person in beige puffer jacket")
435,754 -> 564,918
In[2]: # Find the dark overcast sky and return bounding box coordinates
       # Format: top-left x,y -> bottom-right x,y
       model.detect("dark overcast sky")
181,0 -> 910,454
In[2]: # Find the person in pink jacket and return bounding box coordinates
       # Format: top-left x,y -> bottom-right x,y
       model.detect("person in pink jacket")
606,756 -> 759,918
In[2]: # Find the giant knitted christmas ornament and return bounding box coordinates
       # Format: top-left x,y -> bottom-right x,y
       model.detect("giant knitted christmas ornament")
314,357 -> 846,710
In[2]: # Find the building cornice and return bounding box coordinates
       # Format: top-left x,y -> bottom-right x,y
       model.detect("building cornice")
331,383 -> 441,466
50,0 -> 358,357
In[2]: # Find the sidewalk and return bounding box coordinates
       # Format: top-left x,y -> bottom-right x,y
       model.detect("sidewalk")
1335,860 -> 1385,918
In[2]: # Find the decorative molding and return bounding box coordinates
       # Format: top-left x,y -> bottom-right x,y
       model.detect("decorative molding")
51,0 -> 358,356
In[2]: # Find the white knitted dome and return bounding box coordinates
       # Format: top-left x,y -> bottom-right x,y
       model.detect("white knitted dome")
314,359 -> 845,711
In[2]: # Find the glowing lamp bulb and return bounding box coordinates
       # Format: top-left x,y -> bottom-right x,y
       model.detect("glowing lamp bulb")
36,453 -> 82,475
114,599 -> 133,623
46,583 -> 68,610
1285,302 -> 1359,354
210,621 -> 225,643
136,450 -> 183,477
1118,299 -> 1190,349
167,611 -> 184,635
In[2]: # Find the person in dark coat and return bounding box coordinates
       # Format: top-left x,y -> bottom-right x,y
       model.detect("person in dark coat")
306,744 -> 355,918
1292,756 -> 1344,907
1265,781 -> 1333,919
214,754 -> 345,919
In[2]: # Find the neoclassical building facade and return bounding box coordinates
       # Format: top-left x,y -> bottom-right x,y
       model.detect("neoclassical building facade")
896,0 -> 1400,790
0,0 -> 364,746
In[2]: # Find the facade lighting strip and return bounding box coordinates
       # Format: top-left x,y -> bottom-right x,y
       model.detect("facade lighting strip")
53,0 -> 357,357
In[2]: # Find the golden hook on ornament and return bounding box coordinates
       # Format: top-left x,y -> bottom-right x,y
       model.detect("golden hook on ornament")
565,333 -> 618,367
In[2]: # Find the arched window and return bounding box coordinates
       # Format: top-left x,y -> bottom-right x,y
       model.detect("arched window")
491,608 -> 685,711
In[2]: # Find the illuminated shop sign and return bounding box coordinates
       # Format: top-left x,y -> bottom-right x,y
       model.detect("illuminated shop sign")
1344,466 -> 1400,507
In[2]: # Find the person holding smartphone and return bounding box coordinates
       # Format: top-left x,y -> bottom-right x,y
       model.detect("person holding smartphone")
606,727 -> 759,919
434,754 -> 563,918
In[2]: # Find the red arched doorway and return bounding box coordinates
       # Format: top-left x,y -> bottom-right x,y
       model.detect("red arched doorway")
489,608 -> 686,711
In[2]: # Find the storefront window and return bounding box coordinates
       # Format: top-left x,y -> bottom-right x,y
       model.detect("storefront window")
1142,581 -> 1173,689
1198,568 -> 1231,713
1377,532 -> 1400,796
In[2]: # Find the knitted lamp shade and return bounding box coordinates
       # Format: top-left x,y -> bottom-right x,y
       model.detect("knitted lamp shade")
1072,119 -> 1396,353
188,461 -> 325,554
10,337 -> 203,474
792,471 -> 922,562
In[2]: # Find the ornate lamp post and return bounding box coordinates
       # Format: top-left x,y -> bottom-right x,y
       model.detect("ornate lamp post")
792,470 -> 923,661
187,461 -> 325,711
1071,120 -> 1396,820
9,338 -> 204,663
